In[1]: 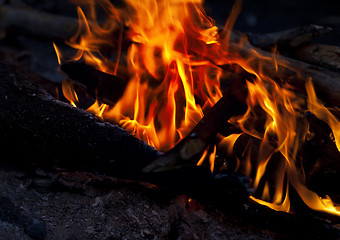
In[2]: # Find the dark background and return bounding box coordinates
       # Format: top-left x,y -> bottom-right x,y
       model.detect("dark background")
207,0 -> 339,31
205,0 -> 340,45
19,0 -> 340,38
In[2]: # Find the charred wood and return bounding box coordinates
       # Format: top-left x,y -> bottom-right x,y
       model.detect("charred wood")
248,24 -> 332,50
60,61 -> 128,106
293,43 -> 340,72
0,61 -> 250,204
0,61 -> 159,175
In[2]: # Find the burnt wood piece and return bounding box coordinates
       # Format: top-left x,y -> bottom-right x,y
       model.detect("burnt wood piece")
293,43 -> 340,72
248,24 -> 332,50
0,61 -> 250,203
61,61 -> 128,105
229,42 -> 340,107
0,5 -> 79,40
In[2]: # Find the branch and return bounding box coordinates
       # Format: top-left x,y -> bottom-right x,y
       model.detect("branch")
248,25 -> 332,50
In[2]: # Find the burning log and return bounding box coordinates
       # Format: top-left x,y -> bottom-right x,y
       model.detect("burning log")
58,62 -> 249,174
0,60 -> 250,203
3,0 -> 339,219
60,43 -> 340,111
247,24 -> 332,50
2,5 -> 338,109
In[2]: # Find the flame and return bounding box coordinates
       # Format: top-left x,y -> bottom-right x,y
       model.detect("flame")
306,78 -> 340,151
60,0 -> 222,152
54,0 -> 340,216
218,133 -> 242,156
53,42 -> 62,65
61,80 -> 78,107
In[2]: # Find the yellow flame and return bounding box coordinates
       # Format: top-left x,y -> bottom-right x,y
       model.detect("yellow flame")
209,145 -> 216,173
250,181 -> 290,213
197,147 -> 209,166
61,81 -> 78,107
218,133 -> 242,156
306,78 -> 340,151
52,42 -> 62,65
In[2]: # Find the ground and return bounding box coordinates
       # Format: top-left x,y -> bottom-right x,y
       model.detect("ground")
0,165 -> 278,240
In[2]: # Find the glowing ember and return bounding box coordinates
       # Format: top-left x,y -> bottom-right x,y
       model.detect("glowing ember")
54,0 -> 340,216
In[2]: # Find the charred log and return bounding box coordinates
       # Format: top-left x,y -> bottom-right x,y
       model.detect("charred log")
0,61 -> 159,175
0,61 -> 250,204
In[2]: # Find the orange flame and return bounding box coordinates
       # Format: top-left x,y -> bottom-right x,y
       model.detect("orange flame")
306,78 -> 340,151
54,0 -> 340,216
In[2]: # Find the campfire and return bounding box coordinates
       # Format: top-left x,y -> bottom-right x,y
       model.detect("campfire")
51,0 -> 340,216
0,0 -> 340,238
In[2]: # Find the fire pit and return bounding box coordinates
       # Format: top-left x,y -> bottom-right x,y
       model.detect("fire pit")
0,0 -> 339,239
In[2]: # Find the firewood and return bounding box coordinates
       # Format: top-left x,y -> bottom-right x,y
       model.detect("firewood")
0,5 -> 79,40
0,60 -> 159,176
230,42 -> 340,107
247,24 -> 332,50
0,60 -> 250,204
293,43 -> 340,71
